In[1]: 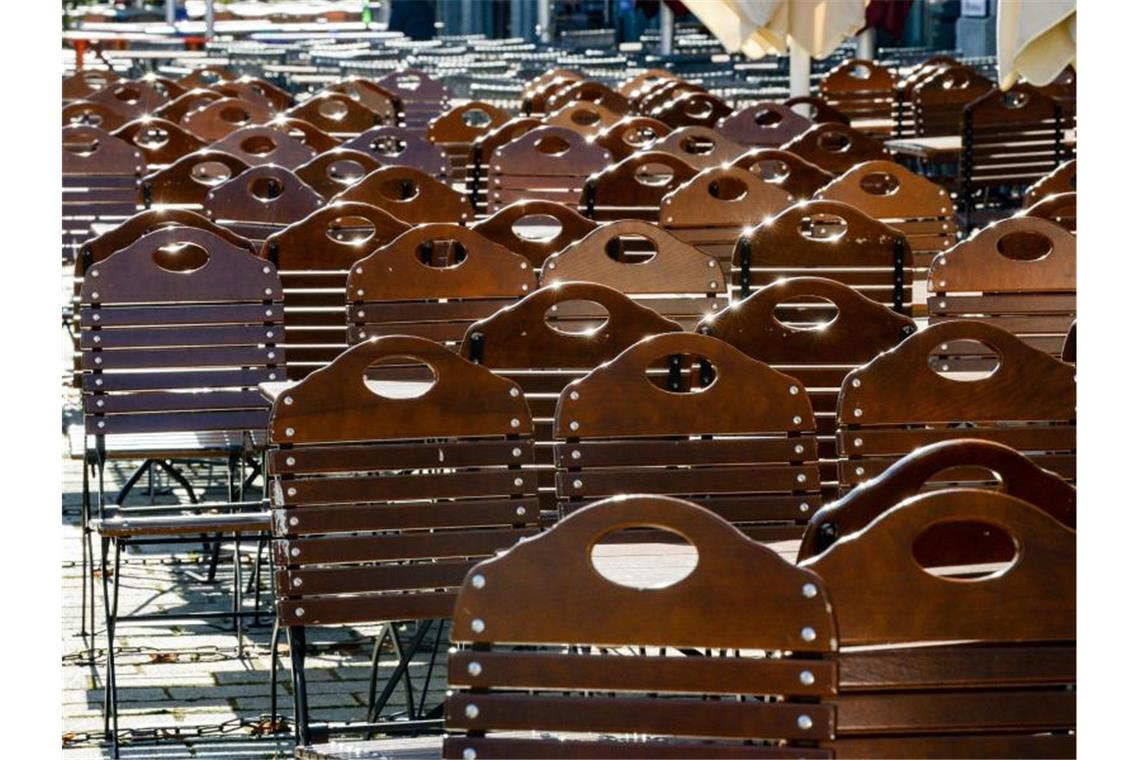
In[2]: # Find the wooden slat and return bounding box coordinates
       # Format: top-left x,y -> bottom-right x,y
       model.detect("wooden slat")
276,527 -> 539,566
276,470 -> 537,506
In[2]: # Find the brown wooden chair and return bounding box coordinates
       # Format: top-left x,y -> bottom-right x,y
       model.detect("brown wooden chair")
341,126 -> 452,182
461,281 -> 683,516
467,116 -> 542,214
470,200 -> 598,268
295,148 -> 382,200
203,164 -> 324,245
820,59 -> 897,123
581,150 -> 699,222
782,122 -> 891,175
928,216 -> 1075,359
1024,158 -> 1076,207
546,79 -> 633,116
63,69 -> 119,104
700,277 -> 915,497
319,79 -> 401,129
784,95 -> 850,125
803,488 -> 1075,758
835,319 -> 1076,490
181,96 -> 275,142
1023,191 -> 1076,234
141,149 -> 251,211
444,493 -> 839,758
650,125 -> 748,171
731,148 -> 835,200
211,124 -> 317,169
650,90 -> 733,129
487,125 -> 611,214
540,220 -> 726,329
348,223 -> 535,350
63,100 -> 132,133
593,115 -> 672,160
799,439 -> 1076,564
376,69 -> 450,129
553,332 -> 820,539
85,79 -> 171,123
213,76 -> 294,113
814,159 -> 957,287
426,101 -> 511,182
911,64 -> 995,138
286,92 -> 388,138
262,116 -> 340,154
544,99 -> 624,136
334,165 -> 474,223
261,202 -> 410,378
62,126 -> 144,262
733,200 -> 914,314
111,117 -> 206,170
718,102 -> 814,148
155,88 -> 224,124
1062,320 -> 1076,363
267,335 -> 539,744
661,165 -> 796,277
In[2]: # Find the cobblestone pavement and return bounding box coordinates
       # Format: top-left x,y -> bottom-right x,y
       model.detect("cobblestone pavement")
62,320 -> 448,758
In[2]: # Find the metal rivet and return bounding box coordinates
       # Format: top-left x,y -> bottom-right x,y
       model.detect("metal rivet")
794,444 -> 804,454
90,270 -> 99,278
265,309 -> 273,317
521,284 -> 529,291
286,456 -> 296,466
797,715 -> 813,730
570,421 -> 579,431
855,466 -> 865,477
796,473 -> 807,483
471,574 -> 485,589
96,420 -> 106,429
292,578 -> 303,587
854,437 -> 863,448
799,502 -> 810,513
91,292 -> 99,299
513,477 -> 523,487
853,408 -> 863,418
288,516 -> 299,526
789,385 -> 799,395
519,262 -> 527,270
359,330 -> 367,339
267,352 -> 276,359
268,373 -> 277,380
357,310 -> 365,318
96,400 -> 104,408
266,331 -> 274,339
940,343 -> 949,351
287,487 -> 297,496
94,357 -> 102,365
471,618 -> 485,633
357,289 -> 364,296
290,547 -> 300,557
511,447 -> 522,457
294,607 -> 305,617
92,336 -> 101,344
285,427 -> 295,437
801,626 -> 817,642
95,378 -> 103,386
802,583 -> 818,598
548,262 -> 556,270
792,415 -> 802,425
284,396 -> 293,405
462,749 -> 476,760
939,300 -> 947,309
573,479 -> 583,489
571,450 -> 581,460
707,260 -> 716,268
92,314 -> 100,322
851,378 -> 861,388
264,288 -> 273,296
465,703 -> 479,718
800,670 -> 815,686
570,391 -> 579,401
509,387 -> 520,397
356,267 -> 364,274
263,266 -> 271,274
510,418 -> 520,428
938,280 -> 946,287
467,661 -> 482,676
515,506 -> 526,516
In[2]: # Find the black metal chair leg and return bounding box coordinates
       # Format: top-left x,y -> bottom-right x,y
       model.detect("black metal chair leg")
288,625 -> 311,746
416,619 -> 445,718
154,459 -> 198,505
365,623 -> 393,721
101,537 -> 121,758
269,618 -> 283,731
113,459 -> 154,506
368,620 -> 433,723
233,533 -> 244,653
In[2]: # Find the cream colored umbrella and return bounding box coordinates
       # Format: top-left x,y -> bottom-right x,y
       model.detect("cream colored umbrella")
996,0 -> 1076,89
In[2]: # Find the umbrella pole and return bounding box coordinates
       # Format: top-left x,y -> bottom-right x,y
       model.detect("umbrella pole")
205,0 -> 215,40
660,1 -> 675,55
856,28 -> 876,60
165,0 -> 176,25
789,36 -> 811,100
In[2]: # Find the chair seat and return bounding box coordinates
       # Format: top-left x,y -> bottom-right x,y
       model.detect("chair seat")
90,508 -> 272,538
67,424 -> 266,460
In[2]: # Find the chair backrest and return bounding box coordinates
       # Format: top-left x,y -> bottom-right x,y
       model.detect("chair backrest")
803,489 -> 1075,758
1024,158 -> 1076,207
262,116 -> 340,154
286,92 -> 385,137
928,216 -> 1075,358
112,117 -> 206,169
553,332 -> 819,539
203,165 -> 324,244
426,101 -> 512,181
962,84 -> 1066,193
650,90 -> 733,129
467,116 -> 541,211
63,126 -> 146,261
1023,191 -> 1076,234
546,79 -> 633,116
320,78 -> 401,127
376,69 -> 450,128
814,159 -> 957,277
784,95 -> 850,125
334,165 -> 474,223
268,335 -> 538,628
581,150 -> 699,221
799,439 -> 1076,563
181,96 -> 275,142
211,124 -> 317,169
718,102 -> 814,147
141,149 -> 251,210
471,200 -> 598,267
294,148 -> 381,200
540,220 -> 726,329
348,223 -> 535,350
544,99 -> 623,136
835,319 -> 1076,490
593,115 -> 672,160
731,148 -> 835,199
650,126 -> 748,170
911,63 -> 995,137
661,165 -> 796,277
78,226 -> 284,437
487,125 -> 611,213
63,100 -> 131,132
1062,319 -> 1076,363
782,122 -> 890,174
341,126 -> 452,182
820,59 -> 897,121
261,202 -> 410,379
734,200 -> 914,314
444,494 -> 839,758
700,277 -> 915,496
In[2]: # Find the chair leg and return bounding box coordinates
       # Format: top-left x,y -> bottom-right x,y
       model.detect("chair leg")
233,532 -> 244,653
287,625 -> 311,746
367,619 -> 433,723
269,618 -> 283,731
416,619 -> 445,718
100,537 -> 121,758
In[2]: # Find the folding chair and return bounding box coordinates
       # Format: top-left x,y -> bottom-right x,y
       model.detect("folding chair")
63,125 -> 144,262
203,164 -> 324,245
471,199 -> 598,267
295,148 -> 382,200
212,124 -> 318,169
141,149 -> 251,211
467,116 -> 542,214
718,102 -> 814,148
267,336 -> 540,744
553,332 -> 820,539
820,59 -> 897,123
581,150 -> 699,222
342,126 -> 452,182
444,493 -> 839,757
835,319 -> 1076,490
782,123 -> 890,175
928,216 -> 1075,359
731,148 -> 835,200
804,489 -> 1075,758
426,101 -> 511,182
487,125 -> 610,213
334,165 -> 474,223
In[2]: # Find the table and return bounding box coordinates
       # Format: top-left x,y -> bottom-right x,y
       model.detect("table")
886,129 -> 1076,159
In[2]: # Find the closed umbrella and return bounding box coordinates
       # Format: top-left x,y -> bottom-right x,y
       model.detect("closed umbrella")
997,0 -> 1076,89
682,0 -> 866,58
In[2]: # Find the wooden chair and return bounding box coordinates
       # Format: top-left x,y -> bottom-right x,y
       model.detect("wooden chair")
651,125 -> 748,171
799,439 -> 1076,563
111,117 -> 206,170
261,202 -> 410,379
650,90 -> 732,129
426,101 -> 511,182
540,220 -> 726,329
461,281 -> 682,516
928,216 -> 1075,359
286,92 -> 388,138
63,100 -> 132,133
471,199 -> 598,268
348,223 -> 535,350
733,200 -> 914,314
342,126 -> 452,182
731,148 -> 835,200
211,124 -> 317,169
141,149 -> 251,211
820,59 -> 897,123
835,319 -> 1076,490
203,165 -> 324,245
268,335 -> 539,743
63,69 -> 119,104
553,332 -> 820,539
803,488 -> 1075,758
544,100 -> 624,136
155,88 -> 225,124
181,97 -> 275,142
782,122 -> 891,175
376,69 -> 450,129
1024,158 -> 1076,207
487,125 -> 610,214
911,64 -> 994,137
700,277 -> 915,497
1023,191 -> 1076,234
262,116 -> 340,154
593,115 -> 672,160
334,165 -> 475,224
1062,320 -> 1076,363
784,95 -> 850,125
546,80 -> 632,117
581,150 -> 699,222
295,148 -> 381,200
213,76 -> 294,112
662,165 -> 796,277
718,102 -> 814,148
444,493 -> 839,758
320,79 -> 401,127
62,126 -> 144,262
84,79 -> 170,124
467,116 -> 541,214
